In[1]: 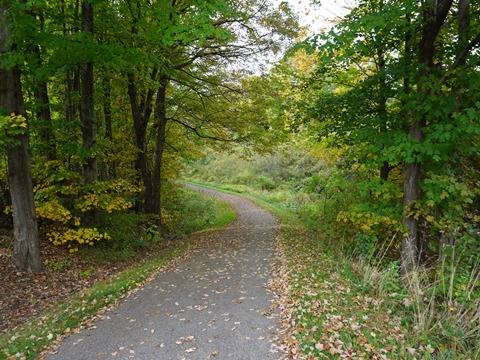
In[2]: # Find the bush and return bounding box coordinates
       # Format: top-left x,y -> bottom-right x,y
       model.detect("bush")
32,160 -> 140,251
91,212 -> 161,261
257,174 -> 277,190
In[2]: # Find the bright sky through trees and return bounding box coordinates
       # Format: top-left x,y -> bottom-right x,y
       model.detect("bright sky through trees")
287,0 -> 356,32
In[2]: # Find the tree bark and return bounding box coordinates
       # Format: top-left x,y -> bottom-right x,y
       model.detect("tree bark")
101,74 -> 114,180
103,75 -> 113,141
458,0 -> 470,47
27,10 -> 55,160
127,69 -> 157,213
34,80 -> 55,160
80,0 -> 97,225
376,37 -> 390,182
0,3 -> 42,273
401,124 -> 423,275
31,43 -> 55,160
80,0 -> 96,185
380,161 -> 391,182
151,75 -> 169,222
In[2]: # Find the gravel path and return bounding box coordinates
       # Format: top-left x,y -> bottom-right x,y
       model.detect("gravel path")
45,185 -> 282,360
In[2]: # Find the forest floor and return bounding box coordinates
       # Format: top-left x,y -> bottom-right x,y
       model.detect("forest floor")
0,222 -> 165,335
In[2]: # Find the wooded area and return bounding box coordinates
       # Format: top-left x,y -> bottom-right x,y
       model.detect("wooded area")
1,0 -> 480,357
186,0 -> 480,355
0,0 -> 297,271
288,0 -> 480,277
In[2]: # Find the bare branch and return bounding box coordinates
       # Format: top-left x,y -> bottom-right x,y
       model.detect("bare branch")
169,117 -> 236,142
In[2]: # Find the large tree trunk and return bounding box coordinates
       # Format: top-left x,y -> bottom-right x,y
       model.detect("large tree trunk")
80,0 -> 97,225
0,4 -> 42,273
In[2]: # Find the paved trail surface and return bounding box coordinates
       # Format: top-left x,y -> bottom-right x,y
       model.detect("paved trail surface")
46,186 -> 282,360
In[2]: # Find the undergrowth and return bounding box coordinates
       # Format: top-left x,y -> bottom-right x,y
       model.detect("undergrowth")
81,186 -> 235,264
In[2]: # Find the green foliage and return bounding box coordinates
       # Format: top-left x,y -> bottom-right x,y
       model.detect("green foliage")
337,180 -> 404,249
1,0 -> 301,268
186,146 -> 479,356
45,256 -> 72,271
0,113 -> 28,146
256,174 -> 277,190
275,0 -> 480,276
91,212 -> 161,261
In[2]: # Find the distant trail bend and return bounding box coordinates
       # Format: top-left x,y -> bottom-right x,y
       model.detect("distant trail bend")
45,184 -> 283,360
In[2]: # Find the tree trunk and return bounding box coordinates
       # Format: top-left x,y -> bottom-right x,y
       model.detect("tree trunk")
27,10 -> 55,160
101,74 -> 114,180
103,75 -> 113,141
458,0 -> 470,47
134,124 -> 154,213
401,0 -> 453,277
62,0 -> 80,125
0,4 -> 42,273
402,116 -> 425,275
380,161 -> 391,182
34,79 -> 55,160
80,0 -> 97,225
127,69 -> 157,213
376,1 -> 390,183
151,76 -> 169,223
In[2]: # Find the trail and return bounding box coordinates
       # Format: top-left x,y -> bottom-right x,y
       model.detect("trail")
45,185 -> 282,360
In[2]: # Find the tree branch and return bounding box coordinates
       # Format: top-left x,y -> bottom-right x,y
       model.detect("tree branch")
169,117 -> 236,142
439,32 -> 480,85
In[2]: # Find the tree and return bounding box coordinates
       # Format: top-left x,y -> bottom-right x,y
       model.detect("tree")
401,0 -> 480,275
0,1 -> 42,273
79,0 -> 97,225
119,0 -> 298,220
0,0 -> 297,253
292,0 -> 480,275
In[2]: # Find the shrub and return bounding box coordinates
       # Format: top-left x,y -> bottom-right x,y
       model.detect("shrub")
257,174 -> 277,190
32,160 -> 140,251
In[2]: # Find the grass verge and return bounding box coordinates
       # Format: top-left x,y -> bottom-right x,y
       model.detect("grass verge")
0,188 -> 236,360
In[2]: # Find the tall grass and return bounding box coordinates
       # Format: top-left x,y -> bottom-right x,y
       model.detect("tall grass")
356,241 -> 480,358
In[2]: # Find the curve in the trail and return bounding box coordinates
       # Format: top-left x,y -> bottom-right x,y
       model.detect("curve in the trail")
45,185 -> 282,360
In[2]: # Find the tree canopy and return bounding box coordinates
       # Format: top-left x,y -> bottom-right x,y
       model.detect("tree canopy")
2,0 -> 479,311
0,0 -> 299,271
278,0 -> 480,276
